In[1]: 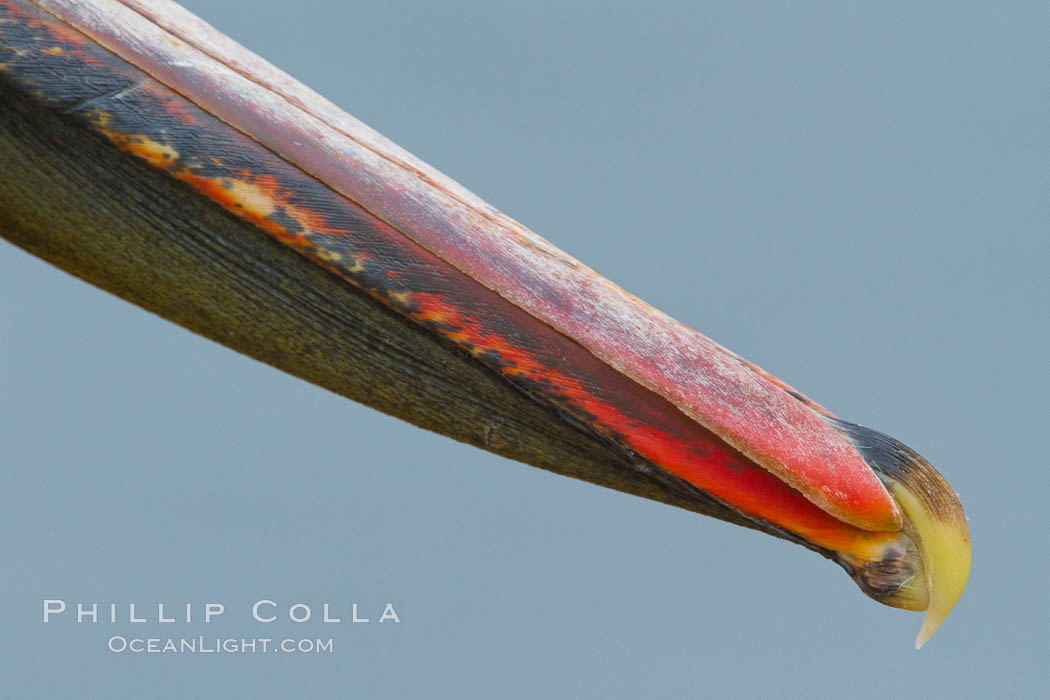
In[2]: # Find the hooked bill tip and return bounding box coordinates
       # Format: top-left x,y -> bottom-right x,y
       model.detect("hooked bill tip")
888,481 -> 971,650
827,418 -> 970,648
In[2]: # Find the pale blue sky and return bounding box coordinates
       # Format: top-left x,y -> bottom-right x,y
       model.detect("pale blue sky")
2,1 -> 1046,697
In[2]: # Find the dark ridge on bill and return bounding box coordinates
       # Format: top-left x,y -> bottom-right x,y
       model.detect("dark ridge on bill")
827,417 -> 965,526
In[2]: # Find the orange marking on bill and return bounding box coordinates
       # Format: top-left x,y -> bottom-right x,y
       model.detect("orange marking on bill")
406,292 -> 892,555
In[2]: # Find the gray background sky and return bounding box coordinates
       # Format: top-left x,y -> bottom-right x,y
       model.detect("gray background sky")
2,1 -> 1046,697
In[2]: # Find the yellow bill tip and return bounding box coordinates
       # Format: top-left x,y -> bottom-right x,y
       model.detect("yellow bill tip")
888,481 -> 971,649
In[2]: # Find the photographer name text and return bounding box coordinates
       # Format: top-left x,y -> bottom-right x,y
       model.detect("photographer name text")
42,600 -> 400,624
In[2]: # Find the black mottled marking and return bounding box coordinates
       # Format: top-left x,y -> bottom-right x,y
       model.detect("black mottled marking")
268,205 -> 306,236
0,45 -> 21,64
475,348 -> 508,368
0,3 -> 144,113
